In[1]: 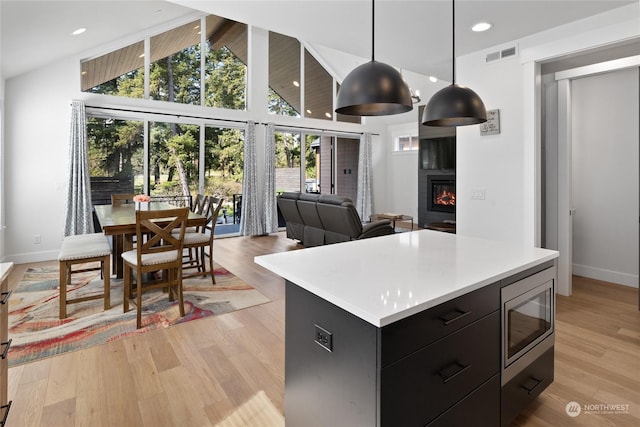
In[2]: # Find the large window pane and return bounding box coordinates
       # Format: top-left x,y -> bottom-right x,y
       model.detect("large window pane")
150,20 -> 201,105
205,15 -> 247,110
81,41 -> 144,98
275,131 -> 302,192
87,117 -> 144,200
304,50 -> 333,121
269,32 -> 300,116
204,126 -> 244,233
148,122 -> 200,197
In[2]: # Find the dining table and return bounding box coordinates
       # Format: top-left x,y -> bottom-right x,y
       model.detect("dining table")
94,202 -> 207,279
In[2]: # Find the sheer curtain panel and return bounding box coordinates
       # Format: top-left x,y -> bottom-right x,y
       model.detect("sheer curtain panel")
264,123 -> 278,234
64,100 -> 94,236
356,132 -> 373,221
239,121 -> 264,236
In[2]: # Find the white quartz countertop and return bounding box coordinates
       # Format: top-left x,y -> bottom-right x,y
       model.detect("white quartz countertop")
255,230 -> 558,327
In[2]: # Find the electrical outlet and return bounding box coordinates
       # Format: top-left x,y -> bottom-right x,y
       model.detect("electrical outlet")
33,234 -> 41,244
471,188 -> 486,200
314,324 -> 333,352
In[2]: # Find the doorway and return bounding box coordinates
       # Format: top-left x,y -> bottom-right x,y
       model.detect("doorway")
547,61 -> 640,297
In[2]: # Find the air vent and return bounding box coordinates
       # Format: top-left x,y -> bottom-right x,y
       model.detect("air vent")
485,45 -> 518,63
501,46 -> 516,58
485,51 -> 500,62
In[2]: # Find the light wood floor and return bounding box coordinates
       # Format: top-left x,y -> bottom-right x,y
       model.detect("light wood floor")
5,232 -> 640,426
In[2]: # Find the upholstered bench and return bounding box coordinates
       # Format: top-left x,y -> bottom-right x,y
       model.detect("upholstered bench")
58,233 -> 111,319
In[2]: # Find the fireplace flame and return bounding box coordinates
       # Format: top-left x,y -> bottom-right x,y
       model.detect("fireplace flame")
435,190 -> 456,206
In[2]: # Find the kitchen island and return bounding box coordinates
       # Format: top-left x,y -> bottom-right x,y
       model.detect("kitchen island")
255,230 -> 558,426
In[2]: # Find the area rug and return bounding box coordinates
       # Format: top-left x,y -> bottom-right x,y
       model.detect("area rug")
7,263 -> 270,367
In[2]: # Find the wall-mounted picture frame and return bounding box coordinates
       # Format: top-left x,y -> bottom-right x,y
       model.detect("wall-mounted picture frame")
480,109 -> 500,136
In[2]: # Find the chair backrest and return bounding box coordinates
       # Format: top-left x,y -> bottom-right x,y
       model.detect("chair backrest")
135,207 -> 189,265
111,193 -> 136,206
204,196 -> 224,235
192,194 -> 208,213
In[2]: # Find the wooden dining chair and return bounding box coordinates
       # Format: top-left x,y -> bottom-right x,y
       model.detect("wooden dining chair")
121,207 -> 189,329
111,193 -> 136,206
181,196 -> 224,284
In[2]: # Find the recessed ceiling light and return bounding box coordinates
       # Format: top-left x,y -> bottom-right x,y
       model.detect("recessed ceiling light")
72,28 -> 86,36
429,76 -> 438,83
472,22 -> 492,32
324,112 -> 332,118
306,109 -> 312,114
139,53 -> 145,58
293,81 -> 300,87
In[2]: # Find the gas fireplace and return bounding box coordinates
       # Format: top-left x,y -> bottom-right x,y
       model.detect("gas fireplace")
427,175 -> 455,214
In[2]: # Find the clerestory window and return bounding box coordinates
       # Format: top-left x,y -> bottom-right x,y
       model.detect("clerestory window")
81,14 -> 247,111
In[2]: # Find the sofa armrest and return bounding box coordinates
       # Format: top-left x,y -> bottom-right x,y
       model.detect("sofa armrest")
359,220 -> 394,239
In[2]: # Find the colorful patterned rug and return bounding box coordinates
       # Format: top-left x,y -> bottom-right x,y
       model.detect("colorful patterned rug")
7,263 -> 270,367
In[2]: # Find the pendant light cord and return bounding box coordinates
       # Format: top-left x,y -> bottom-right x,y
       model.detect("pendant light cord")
452,0 -> 456,84
371,0 -> 375,62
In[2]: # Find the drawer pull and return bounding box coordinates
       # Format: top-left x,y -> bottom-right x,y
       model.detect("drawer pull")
438,361 -> 472,383
1,339 -> 11,360
439,309 -> 472,326
0,291 -> 11,305
0,401 -> 11,427
521,376 -> 544,395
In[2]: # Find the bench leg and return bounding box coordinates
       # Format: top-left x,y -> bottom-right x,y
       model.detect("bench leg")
59,262 -> 67,319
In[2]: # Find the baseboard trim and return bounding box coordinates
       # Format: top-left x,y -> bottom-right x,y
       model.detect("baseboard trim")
3,250 -> 58,265
572,263 -> 638,288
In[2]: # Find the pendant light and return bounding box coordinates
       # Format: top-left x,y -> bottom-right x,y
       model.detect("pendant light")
422,0 -> 487,127
335,0 -> 413,116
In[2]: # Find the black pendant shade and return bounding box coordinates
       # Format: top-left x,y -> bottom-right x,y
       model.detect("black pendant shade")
336,61 -> 413,116
421,83 -> 487,127
422,0 -> 487,127
335,0 -> 413,117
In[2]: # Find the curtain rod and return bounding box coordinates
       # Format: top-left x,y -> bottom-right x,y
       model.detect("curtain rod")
80,104 -> 379,137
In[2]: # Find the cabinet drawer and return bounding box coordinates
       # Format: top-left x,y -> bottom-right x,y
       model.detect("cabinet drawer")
501,346 -> 554,427
381,312 -> 500,426
426,374 -> 500,427
381,281 -> 500,366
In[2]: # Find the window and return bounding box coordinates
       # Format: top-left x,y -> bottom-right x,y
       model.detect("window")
204,125 -> 244,233
275,131 -> 302,192
150,21 -> 201,105
304,49 -> 333,121
82,14 -> 247,111
148,121 -> 200,195
87,117 -> 144,200
395,135 -> 419,151
205,15 -> 248,110
81,41 -> 145,98
269,32 -> 301,117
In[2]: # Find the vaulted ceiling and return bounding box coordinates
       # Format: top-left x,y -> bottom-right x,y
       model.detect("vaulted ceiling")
2,1 -> 638,83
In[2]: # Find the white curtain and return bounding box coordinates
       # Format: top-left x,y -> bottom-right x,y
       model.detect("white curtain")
239,121 -> 264,236
64,100 -> 94,236
264,123 -> 278,234
356,132 -> 373,221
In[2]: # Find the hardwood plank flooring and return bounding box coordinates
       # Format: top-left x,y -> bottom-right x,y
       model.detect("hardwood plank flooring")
5,232 -> 640,426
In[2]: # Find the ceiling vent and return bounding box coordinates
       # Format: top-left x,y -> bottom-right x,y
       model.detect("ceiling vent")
486,45 -> 518,63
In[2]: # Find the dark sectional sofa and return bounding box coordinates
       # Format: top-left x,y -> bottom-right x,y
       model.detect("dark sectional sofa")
277,192 -> 395,247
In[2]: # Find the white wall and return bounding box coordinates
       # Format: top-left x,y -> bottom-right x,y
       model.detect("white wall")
4,59 -> 77,262
571,68 -> 639,287
455,2 -> 640,249
456,47 -> 530,245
